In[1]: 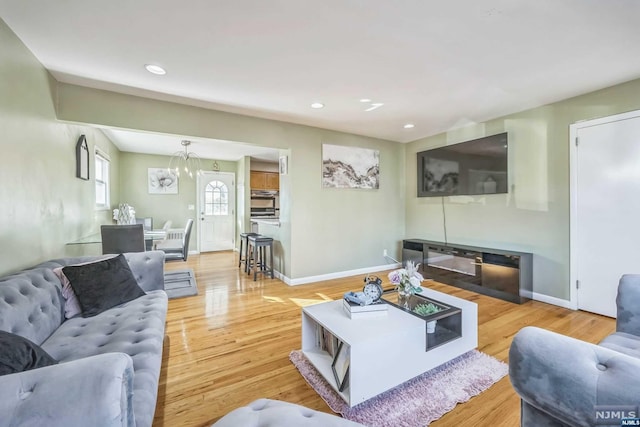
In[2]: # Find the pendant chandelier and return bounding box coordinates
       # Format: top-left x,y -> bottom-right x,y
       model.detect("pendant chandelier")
168,140 -> 202,178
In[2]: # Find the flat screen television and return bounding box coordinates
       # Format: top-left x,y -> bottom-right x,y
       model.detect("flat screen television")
417,132 -> 508,197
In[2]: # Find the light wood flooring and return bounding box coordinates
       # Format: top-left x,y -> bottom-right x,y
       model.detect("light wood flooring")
155,251 -> 615,427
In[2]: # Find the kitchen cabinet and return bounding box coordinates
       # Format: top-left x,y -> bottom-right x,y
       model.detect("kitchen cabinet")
250,171 -> 279,190
265,173 -> 279,190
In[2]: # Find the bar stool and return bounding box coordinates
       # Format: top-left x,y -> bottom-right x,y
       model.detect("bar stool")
238,232 -> 260,273
247,235 -> 274,281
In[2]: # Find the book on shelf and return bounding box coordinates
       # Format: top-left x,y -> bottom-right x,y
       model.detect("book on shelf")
316,324 -> 339,357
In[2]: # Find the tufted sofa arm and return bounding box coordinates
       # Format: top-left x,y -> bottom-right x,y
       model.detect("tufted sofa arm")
617,274 -> 640,336
0,353 -> 135,427
509,326 -> 640,427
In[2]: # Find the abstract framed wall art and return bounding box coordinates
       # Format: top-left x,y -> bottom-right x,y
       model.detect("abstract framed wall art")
148,168 -> 178,194
322,144 -> 380,189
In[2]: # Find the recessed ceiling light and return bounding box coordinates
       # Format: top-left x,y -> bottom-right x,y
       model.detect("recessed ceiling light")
365,103 -> 384,112
360,98 -> 372,103
145,64 -> 166,75
404,123 -> 415,129
310,102 -> 324,109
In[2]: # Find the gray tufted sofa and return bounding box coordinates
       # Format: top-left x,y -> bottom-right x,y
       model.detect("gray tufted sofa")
509,274 -> 640,427
0,251 -> 168,427
211,399 -> 366,427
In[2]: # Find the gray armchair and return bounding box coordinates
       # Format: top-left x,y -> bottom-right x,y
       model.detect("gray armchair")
509,274 -> 640,426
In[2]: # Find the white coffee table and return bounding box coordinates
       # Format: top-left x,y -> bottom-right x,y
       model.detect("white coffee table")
301,287 -> 477,407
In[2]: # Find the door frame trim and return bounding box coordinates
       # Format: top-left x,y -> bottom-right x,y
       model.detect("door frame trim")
196,171 -> 236,253
569,109 -> 640,311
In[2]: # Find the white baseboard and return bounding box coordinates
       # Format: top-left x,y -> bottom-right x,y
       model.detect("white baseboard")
521,290 -> 575,309
278,263 -> 402,286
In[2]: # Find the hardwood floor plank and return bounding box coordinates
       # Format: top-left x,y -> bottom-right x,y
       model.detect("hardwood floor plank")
154,252 -> 616,427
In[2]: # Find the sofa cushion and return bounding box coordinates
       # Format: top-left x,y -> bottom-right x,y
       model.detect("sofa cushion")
62,254 -> 145,318
599,331 -> 640,358
0,330 -> 57,376
42,290 -> 168,427
52,266 -> 88,319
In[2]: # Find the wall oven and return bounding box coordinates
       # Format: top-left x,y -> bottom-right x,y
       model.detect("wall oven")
250,191 -> 277,217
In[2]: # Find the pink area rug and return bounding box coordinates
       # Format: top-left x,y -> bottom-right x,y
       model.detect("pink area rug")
289,349 -> 508,427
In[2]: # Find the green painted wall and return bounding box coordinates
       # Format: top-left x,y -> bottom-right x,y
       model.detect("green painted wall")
55,84 -> 405,279
0,19 -> 120,274
9,8 -> 639,295
405,78 -> 640,300
118,152 -> 237,251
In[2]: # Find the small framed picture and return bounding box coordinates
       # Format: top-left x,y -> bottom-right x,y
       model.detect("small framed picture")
279,155 -> 288,175
331,341 -> 350,392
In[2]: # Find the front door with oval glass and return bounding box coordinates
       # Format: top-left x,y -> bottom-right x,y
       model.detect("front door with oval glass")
198,171 -> 235,252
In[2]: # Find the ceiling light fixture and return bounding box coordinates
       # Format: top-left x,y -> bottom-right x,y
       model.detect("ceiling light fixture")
365,103 -> 384,112
145,64 -> 166,75
359,98 -> 372,103
168,140 -> 202,178
310,102 -> 324,109
404,123 -> 415,129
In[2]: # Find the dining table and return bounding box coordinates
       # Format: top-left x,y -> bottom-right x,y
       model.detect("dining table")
67,229 -> 167,246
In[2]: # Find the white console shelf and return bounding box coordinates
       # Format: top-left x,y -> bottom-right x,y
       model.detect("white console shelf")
301,288 -> 477,407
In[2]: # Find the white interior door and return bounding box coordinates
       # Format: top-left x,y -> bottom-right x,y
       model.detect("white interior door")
198,172 -> 235,252
572,110 -> 640,317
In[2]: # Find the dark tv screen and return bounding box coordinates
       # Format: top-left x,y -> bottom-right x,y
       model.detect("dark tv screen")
417,132 -> 508,197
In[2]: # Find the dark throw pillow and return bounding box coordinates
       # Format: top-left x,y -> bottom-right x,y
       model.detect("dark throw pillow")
62,254 -> 146,318
0,331 -> 58,376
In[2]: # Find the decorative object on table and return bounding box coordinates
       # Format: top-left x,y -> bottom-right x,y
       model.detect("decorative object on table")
148,167 -> 178,194
322,144 -> 379,189
343,275 -> 388,318
342,298 -> 388,319
75,134 -> 89,180
112,203 -> 136,225
279,155 -> 288,175
388,260 -> 425,308
168,140 -> 202,179
290,349 -> 508,427
413,302 -> 444,333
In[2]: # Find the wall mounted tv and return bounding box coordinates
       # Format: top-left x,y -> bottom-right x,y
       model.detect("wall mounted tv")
417,132 -> 508,197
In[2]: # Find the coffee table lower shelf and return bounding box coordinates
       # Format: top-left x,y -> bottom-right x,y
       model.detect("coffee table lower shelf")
300,288 -> 478,407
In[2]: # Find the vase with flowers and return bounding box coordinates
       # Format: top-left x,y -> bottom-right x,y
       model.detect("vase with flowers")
388,260 -> 425,309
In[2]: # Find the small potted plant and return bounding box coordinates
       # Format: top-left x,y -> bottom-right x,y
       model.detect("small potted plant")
413,302 -> 443,333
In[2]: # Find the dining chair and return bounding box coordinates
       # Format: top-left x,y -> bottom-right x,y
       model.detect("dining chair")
135,218 -> 154,250
151,220 -> 174,250
101,224 -> 146,254
135,217 -> 153,230
156,219 -> 194,262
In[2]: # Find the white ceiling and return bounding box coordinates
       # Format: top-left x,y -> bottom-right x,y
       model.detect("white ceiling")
101,128 -> 280,162
2,0 -> 640,153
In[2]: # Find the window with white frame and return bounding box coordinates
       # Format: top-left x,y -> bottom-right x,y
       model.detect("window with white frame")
95,151 -> 110,209
205,180 -> 229,215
